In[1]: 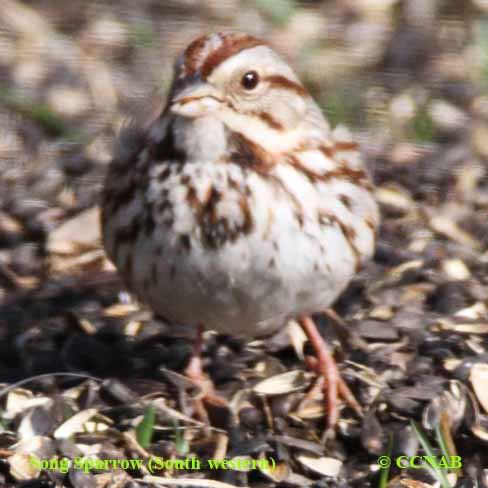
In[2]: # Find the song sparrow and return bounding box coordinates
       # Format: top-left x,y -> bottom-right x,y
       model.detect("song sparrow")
101,32 -> 379,431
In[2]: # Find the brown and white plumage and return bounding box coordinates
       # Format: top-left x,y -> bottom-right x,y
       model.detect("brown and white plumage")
101,31 -> 379,430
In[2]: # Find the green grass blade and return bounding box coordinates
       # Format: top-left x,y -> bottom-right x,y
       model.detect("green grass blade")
378,433 -> 393,488
136,404 -> 156,448
411,421 -> 452,488
172,418 -> 189,456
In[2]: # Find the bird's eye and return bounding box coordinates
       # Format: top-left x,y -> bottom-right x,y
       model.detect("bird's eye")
241,71 -> 260,90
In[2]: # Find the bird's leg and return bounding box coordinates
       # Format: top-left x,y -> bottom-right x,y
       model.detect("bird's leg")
183,326 -> 211,423
184,326 -> 206,388
299,316 -> 362,432
304,355 -> 362,416
183,327 -> 228,425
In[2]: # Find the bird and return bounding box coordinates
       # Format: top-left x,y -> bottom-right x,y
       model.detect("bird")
101,31 -> 379,434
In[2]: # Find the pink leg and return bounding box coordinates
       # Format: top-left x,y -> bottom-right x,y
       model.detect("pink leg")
183,327 -> 227,423
184,326 -> 205,386
299,316 -> 362,430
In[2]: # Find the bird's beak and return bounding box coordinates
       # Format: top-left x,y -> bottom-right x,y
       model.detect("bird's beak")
170,82 -> 224,118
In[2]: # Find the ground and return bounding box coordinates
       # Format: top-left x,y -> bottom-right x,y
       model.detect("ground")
0,1 -> 488,487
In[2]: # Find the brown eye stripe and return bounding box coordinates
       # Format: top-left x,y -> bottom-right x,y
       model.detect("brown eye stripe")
263,75 -> 306,96
253,111 -> 284,130
198,35 -> 263,79
335,141 -> 359,151
182,33 -> 306,101
319,145 -> 335,158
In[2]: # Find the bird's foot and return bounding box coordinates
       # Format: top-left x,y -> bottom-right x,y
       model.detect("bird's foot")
183,328 -> 228,426
299,316 -> 362,439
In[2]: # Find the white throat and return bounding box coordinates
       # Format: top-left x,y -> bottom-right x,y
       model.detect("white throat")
172,116 -> 227,161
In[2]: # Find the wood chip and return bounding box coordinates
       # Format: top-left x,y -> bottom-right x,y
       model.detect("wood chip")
455,302 -> 487,319
54,408 -> 99,439
441,258 -> 471,281
437,320 -> 488,334
470,364 -> 488,414
7,453 -> 40,480
296,455 -> 342,477
429,215 -> 481,250
47,206 -> 101,255
142,476 -> 246,488
375,185 -> 416,213
368,305 -> 394,320
287,320 -> 307,360
104,302 -> 141,317
253,370 -> 313,396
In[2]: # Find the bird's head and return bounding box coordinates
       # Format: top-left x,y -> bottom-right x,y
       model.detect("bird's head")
169,32 -> 311,137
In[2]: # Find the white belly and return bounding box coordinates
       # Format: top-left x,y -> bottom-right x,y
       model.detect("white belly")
104,157 -> 378,338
